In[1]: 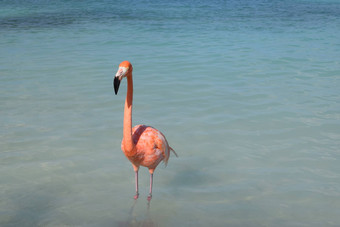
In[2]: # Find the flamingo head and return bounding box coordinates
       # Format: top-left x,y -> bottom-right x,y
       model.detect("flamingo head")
114,61 -> 133,95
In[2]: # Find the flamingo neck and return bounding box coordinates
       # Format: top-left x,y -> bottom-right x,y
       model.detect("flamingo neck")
123,73 -> 136,154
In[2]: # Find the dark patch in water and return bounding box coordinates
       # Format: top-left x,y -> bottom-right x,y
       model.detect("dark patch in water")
0,13 -> 76,29
1,1 -> 339,31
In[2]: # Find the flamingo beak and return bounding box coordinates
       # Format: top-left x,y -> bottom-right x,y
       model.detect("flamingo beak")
114,67 -> 128,95
113,77 -> 121,95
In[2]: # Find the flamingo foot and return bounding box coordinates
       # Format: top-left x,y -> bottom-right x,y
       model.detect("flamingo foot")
147,194 -> 152,201
134,193 -> 139,200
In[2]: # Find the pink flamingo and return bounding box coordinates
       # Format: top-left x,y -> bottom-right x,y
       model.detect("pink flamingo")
114,61 -> 177,201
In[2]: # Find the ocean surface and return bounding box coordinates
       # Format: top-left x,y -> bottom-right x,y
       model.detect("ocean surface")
1,0 -> 340,226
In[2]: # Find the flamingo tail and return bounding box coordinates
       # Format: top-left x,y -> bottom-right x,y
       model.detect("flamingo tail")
163,146 -> 178,167
170,146 -> 178,157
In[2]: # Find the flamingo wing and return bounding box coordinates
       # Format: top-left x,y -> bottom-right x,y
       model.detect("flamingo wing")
131,125 -> 169,169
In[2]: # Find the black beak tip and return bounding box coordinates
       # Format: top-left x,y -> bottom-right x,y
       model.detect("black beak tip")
114,77 -> 120,95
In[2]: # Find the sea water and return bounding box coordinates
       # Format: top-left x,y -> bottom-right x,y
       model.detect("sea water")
1,0 -> 340,226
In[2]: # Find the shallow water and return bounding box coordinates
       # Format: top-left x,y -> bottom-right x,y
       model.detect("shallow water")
1,0 -> 340,226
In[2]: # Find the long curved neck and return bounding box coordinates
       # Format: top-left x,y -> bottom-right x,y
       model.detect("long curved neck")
123,73 -> 136,154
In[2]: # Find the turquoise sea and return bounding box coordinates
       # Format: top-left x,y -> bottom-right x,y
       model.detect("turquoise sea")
1,0 -> 340,226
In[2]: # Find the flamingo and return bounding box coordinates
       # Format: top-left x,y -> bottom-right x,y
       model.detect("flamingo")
113,61 -> 177,201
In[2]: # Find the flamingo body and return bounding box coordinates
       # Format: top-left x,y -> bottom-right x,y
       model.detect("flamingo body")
122,125 -> 171,172
114,61 -> 176,200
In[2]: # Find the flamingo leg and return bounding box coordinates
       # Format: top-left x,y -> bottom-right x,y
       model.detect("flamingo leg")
147,173 -> 153,201
134,171 -> 139,200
